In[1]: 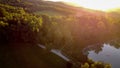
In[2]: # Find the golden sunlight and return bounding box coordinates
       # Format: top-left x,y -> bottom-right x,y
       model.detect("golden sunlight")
48,0 -> 120,11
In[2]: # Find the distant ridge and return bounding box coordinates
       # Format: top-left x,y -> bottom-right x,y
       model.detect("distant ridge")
0,0 -> 106,16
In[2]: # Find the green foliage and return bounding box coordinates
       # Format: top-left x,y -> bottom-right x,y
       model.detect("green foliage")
0,4 -> 43,43
81,63 -> 89,68
80,61 -> 111,68
0,21 -> 8,27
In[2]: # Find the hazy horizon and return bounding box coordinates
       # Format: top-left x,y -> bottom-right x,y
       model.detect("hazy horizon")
47,0 -> 120,11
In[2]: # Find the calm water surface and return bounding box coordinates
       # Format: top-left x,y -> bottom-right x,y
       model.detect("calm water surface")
88,43 -> 120,68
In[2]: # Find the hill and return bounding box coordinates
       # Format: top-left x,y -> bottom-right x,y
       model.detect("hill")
0,0 -> 77,15
0,0 -> 106,16
0,0 -> 120,52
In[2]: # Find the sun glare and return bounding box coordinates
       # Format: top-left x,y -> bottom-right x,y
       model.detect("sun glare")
48,0 -> 120,11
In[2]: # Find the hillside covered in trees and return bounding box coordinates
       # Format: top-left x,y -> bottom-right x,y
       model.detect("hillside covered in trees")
1,0 -> 120,44
0,0 -> 120,68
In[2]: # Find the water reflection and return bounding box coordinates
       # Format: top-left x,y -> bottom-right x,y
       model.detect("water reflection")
88,43 -> 120,68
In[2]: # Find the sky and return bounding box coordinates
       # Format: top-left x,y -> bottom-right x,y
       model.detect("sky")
47,0 -> 120,11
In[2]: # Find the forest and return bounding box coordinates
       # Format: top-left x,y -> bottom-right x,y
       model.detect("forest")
0,0 -> 120,68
